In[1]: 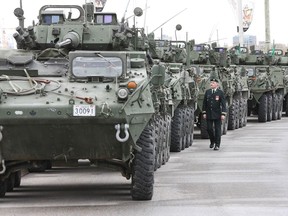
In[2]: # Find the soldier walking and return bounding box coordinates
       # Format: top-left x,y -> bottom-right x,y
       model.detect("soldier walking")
202,78 -> 227,150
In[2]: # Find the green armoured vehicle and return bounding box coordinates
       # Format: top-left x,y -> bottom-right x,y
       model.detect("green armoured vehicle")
0,3 -> 173,200
266,48 -> 288,116
230,46 -> 285,122
191,43 -> 249,138
145,32 -> 198,152
164,61 -> 198,152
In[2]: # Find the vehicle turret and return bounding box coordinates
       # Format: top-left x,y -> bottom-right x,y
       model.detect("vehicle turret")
13,3 -> 136,51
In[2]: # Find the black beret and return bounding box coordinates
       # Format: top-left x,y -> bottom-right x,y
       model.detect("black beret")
210,78 -> 219,83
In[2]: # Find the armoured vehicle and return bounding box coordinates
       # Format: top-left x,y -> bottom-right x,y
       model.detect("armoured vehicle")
190,43 -> 249,138
144,32 -> 198,152
230,46 -> 285,122
0,3 -> 175,200
266,48 -> 288,116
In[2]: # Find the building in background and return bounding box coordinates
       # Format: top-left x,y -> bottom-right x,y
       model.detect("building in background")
233,34 -> 256,47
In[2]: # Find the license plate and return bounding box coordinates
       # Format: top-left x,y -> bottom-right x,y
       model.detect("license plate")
73,105 -> 96,116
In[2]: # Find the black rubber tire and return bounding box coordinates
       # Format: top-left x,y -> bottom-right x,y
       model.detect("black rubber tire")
180,109 -> 186,150
131,122 -> 155,200
6,173 -> 15,192
28,160 -> 51,173
277,93 -> 283,119
235,99 -> 240,129
238,98 -> 243,128
0,179 -> 7,198
170,108 -> 184,152
222,113 -> 228,135
267,93 -> 273,122
184,107 -> 191,148
14,170 -> 22,188
284,94 -> 288,117
258,94 -> 268,122
272,93 -> 278,120
228,99 -> 237,130
162,114 -> 171,164
154,115 -> 163,171
200,116 -> 209,139
247,99 -> 253,116
188,107 -> 195,146
243,99 -> 248,127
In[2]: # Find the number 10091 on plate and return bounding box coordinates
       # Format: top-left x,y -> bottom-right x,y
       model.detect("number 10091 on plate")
73,105 -> 96,116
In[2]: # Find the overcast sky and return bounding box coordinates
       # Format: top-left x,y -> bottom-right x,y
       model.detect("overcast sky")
0,0 -> 286,47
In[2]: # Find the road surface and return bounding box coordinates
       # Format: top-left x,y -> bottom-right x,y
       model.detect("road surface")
1,116 -> 288,216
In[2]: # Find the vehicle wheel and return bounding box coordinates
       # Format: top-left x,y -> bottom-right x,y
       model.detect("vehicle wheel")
243,99 -> 248,126
180,109 -> 186,150
131,122 -> 155,200
0,179 -> 7,198
14,170 -> 22,187
277,93 -> 283,119
188,107 -> 195,146
170,107 -> 184,152
267,93 -> 273,121
162,114 -> 171,164
238,98 -> 244,128
284,94 -> 288,117
200,116 -> 209,139
258,94 -> 268,122
6,173 -> 15,192
154,115 -> 163,171
235,99 -> 240,129
247,99 -> 253,116
28,160 -> 51,172
272,93 -> 278,120
228,99 -> 237,130
184,107 -> 191,148
222,113 -> 229,135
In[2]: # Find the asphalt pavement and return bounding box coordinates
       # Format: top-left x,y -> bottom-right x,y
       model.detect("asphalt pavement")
1,116 -> 288,216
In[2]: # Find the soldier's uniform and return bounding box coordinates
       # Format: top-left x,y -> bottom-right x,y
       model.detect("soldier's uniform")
202,80 -> 227,150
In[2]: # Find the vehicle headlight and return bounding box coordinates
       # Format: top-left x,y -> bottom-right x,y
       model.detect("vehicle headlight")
117,88 -> 129,100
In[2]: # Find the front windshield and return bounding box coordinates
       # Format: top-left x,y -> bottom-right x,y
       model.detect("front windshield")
72,56 -> 122,77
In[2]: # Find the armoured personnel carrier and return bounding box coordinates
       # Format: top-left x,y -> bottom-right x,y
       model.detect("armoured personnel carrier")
0,3 -> 174,200
190,43 -> 249,138
230,46 -> 285,122
145,32 -> 198,152
266,48 -> 288,116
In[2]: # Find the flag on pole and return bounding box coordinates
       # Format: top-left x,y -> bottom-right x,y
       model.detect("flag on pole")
242,1 -> 254,32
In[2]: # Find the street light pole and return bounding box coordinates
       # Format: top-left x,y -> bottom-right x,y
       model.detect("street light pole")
265,0 -> 271,52
238,0 -> 244,46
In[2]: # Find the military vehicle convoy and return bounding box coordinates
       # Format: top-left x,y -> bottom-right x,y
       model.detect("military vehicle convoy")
140,30 -> 199,152
0,2 -> 191,200
230,46 -> 285,122
2,0 -> 288,201
265,48 -> 288,116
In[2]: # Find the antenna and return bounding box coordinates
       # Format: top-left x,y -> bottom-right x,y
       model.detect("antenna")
122,0 -> 131,21
143,0 -> 148,29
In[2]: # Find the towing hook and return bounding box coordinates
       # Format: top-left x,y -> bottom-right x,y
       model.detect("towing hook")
0,160 -> 6,174
115,124 -> 129,142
